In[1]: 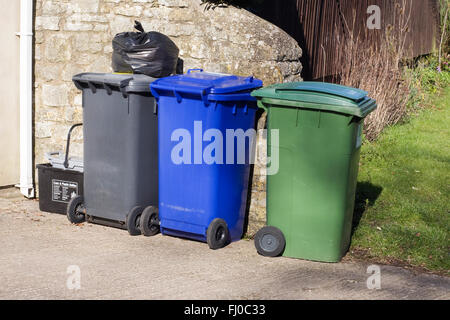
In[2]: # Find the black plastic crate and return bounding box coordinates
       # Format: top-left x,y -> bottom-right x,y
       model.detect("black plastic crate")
37,123 -> 84,214
37,164 -> 84,214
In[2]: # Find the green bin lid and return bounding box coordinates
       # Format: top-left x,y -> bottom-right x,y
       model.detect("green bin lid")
251,82 -> 377,118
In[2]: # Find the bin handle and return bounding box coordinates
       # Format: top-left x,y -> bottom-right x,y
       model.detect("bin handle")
87,81 -> 97,94
173,90 -> 183,103
103,83 -> 113,95
64,123 -> 83,169
150,86 -> 160,100
73,80 -> 83,91
151,83 -> 212,106
256,100 -> 268,112
187,68 -> 203,74
207,93 -> 257,102
244,76 -> 254,83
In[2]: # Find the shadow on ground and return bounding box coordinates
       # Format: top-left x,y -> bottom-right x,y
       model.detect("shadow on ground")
352,181 -> 383,236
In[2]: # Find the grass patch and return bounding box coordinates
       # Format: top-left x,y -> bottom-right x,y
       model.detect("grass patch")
348,87 -> 450,275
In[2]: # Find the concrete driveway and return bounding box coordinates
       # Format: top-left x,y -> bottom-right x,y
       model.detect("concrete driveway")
0,188 -> 448,300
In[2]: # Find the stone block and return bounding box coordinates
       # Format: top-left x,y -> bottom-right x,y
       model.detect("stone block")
43,35 -> 72,62
158,0 -> 189,8
42,84 -> 69,107
114,4 -> 143,16
35,16 -> 60,31
67,0 -> 100,14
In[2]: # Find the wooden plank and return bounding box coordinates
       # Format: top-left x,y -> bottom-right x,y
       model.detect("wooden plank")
258,0 -> 440,79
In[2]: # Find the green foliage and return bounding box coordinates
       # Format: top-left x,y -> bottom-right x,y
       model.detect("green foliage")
405,54 -> 450,112
439,0 -> 450,53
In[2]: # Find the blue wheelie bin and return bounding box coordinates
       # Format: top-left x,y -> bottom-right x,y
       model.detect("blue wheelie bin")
150,69 -> 262,249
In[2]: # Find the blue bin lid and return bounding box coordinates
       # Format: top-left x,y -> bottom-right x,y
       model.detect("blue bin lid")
150,69 -> 263,97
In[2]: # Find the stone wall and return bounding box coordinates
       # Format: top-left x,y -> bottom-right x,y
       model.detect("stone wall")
34,0 -> 302,235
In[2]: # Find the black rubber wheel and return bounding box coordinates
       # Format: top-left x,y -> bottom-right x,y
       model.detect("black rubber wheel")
67,195 -> 85,224
126,206 -> 144,236
254,226 -> 286,257
206,218 -> 230,250
140,206 -> 160,237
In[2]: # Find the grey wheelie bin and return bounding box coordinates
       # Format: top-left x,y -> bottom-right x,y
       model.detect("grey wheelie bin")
68,73 -> 159,236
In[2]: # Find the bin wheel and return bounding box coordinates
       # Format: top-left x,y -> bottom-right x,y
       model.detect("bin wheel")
207,218 -> 230,250
126,206 -> 144,236
254,226 -> 286,257
67,195 -> 85,224
140,206 -> 160,237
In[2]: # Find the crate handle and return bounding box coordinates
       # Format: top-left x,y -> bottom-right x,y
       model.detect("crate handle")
64,123 -> 83,169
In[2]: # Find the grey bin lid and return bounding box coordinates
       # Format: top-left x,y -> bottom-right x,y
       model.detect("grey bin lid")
72,73 -> 157,95
45,151 -> 84,173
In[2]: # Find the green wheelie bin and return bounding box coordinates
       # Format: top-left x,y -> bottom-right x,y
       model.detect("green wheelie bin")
251,82 -> 377,262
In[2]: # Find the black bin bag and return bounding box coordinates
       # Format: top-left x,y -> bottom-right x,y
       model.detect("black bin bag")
112,21 -> 180,78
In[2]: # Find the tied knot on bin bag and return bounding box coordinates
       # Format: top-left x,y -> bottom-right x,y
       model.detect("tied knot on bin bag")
112,21 -> 180,78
